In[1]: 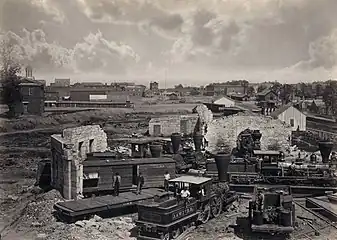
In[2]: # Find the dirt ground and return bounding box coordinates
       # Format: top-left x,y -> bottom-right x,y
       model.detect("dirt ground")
0,102 -> 198,239
0,101 -> 337,240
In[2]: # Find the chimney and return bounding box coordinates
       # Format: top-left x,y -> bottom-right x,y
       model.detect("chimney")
25,66 -> 33,78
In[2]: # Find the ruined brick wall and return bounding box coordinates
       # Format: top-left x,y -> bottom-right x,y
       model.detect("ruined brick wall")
51,125 -> 108,199
194,104 -> 213,136
149,114 -> 199,136
205,113 -> 292,152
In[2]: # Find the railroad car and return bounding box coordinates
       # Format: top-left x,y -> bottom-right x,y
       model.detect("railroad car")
136,175 -> 238,240
247,187 -> 295,235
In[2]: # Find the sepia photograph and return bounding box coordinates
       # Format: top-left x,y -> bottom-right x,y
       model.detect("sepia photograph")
0,0 -> 337,239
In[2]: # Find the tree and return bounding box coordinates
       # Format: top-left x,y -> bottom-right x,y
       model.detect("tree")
315,83 -> 323,98
190,87 -> 200,96
0,38 -> 23,117
174,84 -> 184,89
257,85 -> 267,93
247,86 -> 255,96
279,84 -> 294,104
323,81 -> 337,116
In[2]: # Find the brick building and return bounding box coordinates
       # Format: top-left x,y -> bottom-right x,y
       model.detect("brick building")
150,81 -> 159,91
19,79 -> 45,115
204,84 -> 246,96
51,78 -> 71,87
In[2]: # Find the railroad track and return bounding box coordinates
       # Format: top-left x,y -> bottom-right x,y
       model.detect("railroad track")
294,201 -> 337,238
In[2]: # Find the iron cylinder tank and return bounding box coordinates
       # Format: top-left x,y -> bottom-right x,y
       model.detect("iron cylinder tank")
150,144 -> 162,158
171,133 -> 182,154
318,141 -> 333,163
214,153 -> 231,182
252,210 -> 263,225
280,210 -> 292,227
193,133 -> 203,152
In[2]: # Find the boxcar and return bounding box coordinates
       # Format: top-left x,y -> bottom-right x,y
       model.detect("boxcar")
82,157 -> 176,195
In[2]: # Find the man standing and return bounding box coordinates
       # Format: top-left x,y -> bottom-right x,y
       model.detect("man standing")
164,171 -> 170,191
257,190 -> 264,211
113,172 -> 121,196
137,172 -> 144,195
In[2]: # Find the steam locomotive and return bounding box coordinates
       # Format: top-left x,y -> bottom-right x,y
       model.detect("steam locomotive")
206,129 -> 337,187
136,154 -> 238,240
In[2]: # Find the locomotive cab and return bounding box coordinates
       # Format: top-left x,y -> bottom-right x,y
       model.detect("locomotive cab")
169,176 -> 212,202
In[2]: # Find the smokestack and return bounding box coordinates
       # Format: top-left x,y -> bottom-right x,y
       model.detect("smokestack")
193,132 -> 203,152
252,130 -> 262,142
149,144 -> 162,158
214,153 -> 231,182
318,141 -> 333,163
171,133 -> 181,154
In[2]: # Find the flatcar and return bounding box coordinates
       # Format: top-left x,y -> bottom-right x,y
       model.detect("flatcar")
247,187 -> 295,235
136,175 -> 238,240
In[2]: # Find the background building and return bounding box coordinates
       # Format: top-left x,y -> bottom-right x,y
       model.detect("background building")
19,79 -> 45,115
270,104 -> 306,131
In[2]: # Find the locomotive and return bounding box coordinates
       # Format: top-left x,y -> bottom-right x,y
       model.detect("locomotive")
136,154 -> 238,240
259,140 -> 336,186
236,186 -> 295,235
206,129 -> 337,187
170,132 -> 207,173
232,128 -> 262,158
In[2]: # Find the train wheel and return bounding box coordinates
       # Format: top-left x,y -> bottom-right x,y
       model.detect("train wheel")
199,204 -> 210,224
171,228 -> 181,239
211,196 -> 223,218
182,223 -> 189,232
161,232 -> 170,240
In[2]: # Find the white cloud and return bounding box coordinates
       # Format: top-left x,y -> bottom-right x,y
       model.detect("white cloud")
2,0 -> 337,82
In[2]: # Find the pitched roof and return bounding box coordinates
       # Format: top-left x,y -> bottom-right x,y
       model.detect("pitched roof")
270,103 -> 299,118
213,96 -> 235,105
256,88 -> 276,96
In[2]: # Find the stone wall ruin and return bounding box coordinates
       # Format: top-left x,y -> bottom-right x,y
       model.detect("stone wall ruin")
205,113 -> 292,153
51,125 -> 107,199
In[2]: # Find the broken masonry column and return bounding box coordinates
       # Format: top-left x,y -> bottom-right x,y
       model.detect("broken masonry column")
51,125 -> 108,200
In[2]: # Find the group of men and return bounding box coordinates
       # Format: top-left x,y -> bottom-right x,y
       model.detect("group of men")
112,172 -> 144,196
112,170 -> 192,201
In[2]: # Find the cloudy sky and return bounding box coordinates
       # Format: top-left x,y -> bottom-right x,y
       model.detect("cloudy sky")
0,0 -> 337,86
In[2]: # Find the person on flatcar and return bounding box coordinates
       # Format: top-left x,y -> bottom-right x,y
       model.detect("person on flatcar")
288,161 -> 296,176
137,172 -> 145,195
256,191 -> 264,211
164,171 -> 170,191
113,172 -> 121,196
